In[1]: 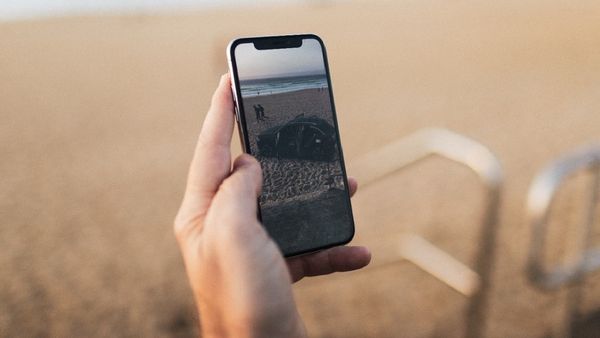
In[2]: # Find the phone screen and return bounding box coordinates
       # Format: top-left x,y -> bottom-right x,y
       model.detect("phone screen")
230,35 -> 354,256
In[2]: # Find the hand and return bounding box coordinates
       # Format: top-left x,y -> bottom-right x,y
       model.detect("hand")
174,74 -> 371,338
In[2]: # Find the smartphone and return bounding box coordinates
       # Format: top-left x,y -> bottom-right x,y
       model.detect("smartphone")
227,34 -> 354,257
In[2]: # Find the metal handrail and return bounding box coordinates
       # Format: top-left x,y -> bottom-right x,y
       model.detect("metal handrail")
527,144 -> 600,290
350,127 -> 503,338
351,128 -> 503,188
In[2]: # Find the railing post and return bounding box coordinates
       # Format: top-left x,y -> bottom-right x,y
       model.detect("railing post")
351,128 -> 503,338
526,144 -> 600,337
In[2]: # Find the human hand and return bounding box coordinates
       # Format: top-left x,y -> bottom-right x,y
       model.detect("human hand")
174,74 -> 371,338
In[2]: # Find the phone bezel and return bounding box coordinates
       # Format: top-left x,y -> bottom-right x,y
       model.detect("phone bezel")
227,34 -> 355,257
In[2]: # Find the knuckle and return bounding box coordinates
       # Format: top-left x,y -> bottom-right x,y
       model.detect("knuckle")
173,211 -> 202,242
218,177 -> 239,197
173,218 -> 186,240
173,219 -> 190,243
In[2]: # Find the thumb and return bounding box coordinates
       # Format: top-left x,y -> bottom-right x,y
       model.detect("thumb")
205,154 -> 263,230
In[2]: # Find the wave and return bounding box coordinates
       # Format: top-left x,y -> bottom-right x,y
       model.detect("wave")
240,74 -> 328,97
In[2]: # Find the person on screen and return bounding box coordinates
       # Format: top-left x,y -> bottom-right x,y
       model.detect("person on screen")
253,104 -> 262,122
258,104 -> 266,120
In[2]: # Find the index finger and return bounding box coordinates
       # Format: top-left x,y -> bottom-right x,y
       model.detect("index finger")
180,74 -> 236,218
197,74 -> 235,153
187,73 -> 235,193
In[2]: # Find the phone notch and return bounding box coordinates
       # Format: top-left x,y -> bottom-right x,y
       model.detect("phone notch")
253,37 -> 303,50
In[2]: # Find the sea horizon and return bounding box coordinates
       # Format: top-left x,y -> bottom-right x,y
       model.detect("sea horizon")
240,74 -> 328,98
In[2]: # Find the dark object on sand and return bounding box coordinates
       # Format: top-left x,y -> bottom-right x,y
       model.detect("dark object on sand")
257,116 -> 337,161
253,104 -> 267,121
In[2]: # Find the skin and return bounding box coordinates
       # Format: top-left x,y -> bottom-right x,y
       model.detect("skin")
174,74 -> 371,338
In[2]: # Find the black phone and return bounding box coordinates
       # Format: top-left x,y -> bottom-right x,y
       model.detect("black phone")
227,34 -> 355,257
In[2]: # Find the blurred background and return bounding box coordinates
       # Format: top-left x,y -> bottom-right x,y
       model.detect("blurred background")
2,0 -> 600,337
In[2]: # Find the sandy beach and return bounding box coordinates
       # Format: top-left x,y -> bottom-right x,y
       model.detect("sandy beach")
242,88 -> 334,152
240,87 -> 352,254
241,88 -> 342,201
2,1 -> 600,337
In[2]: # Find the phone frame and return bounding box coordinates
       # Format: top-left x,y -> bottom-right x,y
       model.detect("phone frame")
227,34 -> 355,257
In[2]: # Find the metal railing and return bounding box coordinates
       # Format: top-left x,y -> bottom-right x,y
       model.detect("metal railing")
527,144 -> 600,289
351,128 -> 503,338
526,143 -> 600,337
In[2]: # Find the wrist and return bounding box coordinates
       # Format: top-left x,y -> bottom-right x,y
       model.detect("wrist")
200,308 -> 306,338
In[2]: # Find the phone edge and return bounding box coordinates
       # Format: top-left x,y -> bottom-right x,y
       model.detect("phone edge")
225,34 -> 356,258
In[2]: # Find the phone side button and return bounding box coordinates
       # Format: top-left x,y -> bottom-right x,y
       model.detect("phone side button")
237,120 -> 246,149
234,105 -> 240,122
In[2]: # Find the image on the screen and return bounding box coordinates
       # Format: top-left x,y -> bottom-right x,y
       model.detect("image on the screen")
235,38 -> 352,254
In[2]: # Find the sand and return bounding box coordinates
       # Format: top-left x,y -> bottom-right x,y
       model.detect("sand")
2,1 -> 600,337
242,88 -> 335,151
240,88 -> 352,255
241,88 -> 342,202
